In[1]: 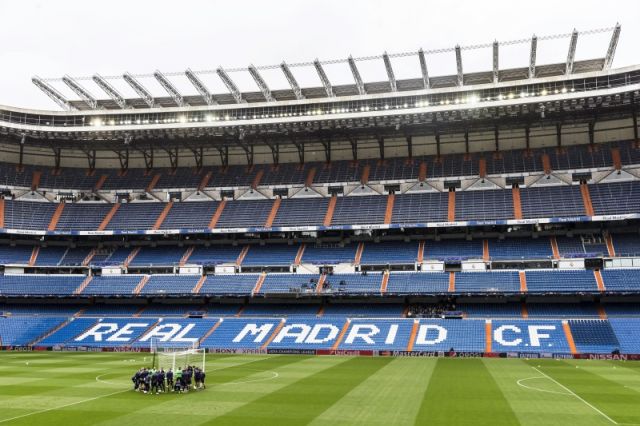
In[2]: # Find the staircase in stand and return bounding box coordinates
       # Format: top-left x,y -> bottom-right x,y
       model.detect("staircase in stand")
133,275 -> 150,295
208,200 -> 226,229
198,171 -> 212,191
152,202 -> 173,230
294,244 -> 306,265
29,319 -> 73,346
354,243 -> 365,266
93,174 -> 108,192
82,249 -> 96,266
579,182 -> 595,216
541,153 -> 552,174
384,194 -> 395,224
98,204 -> 120,231
380,271 -> 390,294
316,274 -> 326,294
31,170 -> 42,191
47,203 -> 65,231
235,245 -> 250,266
0,198 -> 5,229
198,319 -> 222,347
252,273 -> 267,296
611,147 -> 622,170
512,186 -> 523,220
305,167 -> 317,187
360,164 -> 371,184
252,169 -> 264,189
28,246 -> 40,266
264,198 -> 281,227
179,246 -> 195,266
73,276 -> 93,295
192,276 -> 207,294
146,173 -> 161,193
124,247 -> 141,268
418,162 -> 427,181
447,191 -> 456,222
323,196 -> 337,226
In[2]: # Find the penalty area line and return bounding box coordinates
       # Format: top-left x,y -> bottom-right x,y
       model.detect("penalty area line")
532,366 -> 618,425
516,376 -> 572,396
0,388 -> 130,424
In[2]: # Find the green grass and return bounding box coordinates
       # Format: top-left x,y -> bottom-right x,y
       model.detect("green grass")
0,352 -> 639,425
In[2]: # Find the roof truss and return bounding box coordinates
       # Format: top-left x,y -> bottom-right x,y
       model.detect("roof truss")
418,49 -> 430,89
31,77 -> 75,111
382,52 -> 397,92
248,65 -> 275,102
566,29 -> 579,74
280,62 -> 304,100
33,26 -> 621,110
604,23 -> 621,69
529,35 -> 538,79
93,74 -> 127,109
62,75 -> 97,109
123,72 -> 155,108
313,59 -> 334,98
492,41 -> 499,84
455,45 -> 463,86
348,55 -> 366,95
185,68 -> 216,105
216,67 -> 243,103
154,70 -> 187,107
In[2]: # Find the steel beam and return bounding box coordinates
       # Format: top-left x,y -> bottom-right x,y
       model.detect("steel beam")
248,65 -> 275,102
348,55 -> 366,95
529,35 -> 538,79
492,41 -> 499,84
313,59 -> 334,98
418,49 -> 430,89
382,52 -> 397,92
32,76 -> 75,111
455,45 -> 463,87
185,68 -> 215,105
154,70 -> 187,107
216,67 -> 243,103
93,74 -> 127,109
123,73 -> 155,108
62,75 -> 97,109
565,29 -> 578,75
280,62 -> 304,100
603,23 -> 621,70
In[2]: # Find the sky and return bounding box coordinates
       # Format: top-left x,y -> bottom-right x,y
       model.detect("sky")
0,0 -> 638,110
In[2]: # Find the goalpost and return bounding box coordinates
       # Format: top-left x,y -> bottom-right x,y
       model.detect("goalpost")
149,339 -> 206,372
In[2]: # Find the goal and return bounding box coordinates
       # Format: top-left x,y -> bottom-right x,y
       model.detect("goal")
149,340 -> 206,372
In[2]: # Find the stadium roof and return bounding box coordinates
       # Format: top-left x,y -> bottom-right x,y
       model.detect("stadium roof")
33,26 -> 620,111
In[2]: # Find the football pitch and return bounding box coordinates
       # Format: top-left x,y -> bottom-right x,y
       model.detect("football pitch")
0,353 -> 639,425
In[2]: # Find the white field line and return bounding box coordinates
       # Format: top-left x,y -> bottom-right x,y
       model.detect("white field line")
0,388 -> 130,424
532,366 -> 618,425
516,376 -> 572,396
2,356 -> 280,424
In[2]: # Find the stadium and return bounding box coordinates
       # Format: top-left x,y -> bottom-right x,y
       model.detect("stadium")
1,5 -> 640,424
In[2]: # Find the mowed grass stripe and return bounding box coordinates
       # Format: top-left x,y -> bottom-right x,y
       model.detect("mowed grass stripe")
203,356 -> 392,425
484,359 -> 610,426
309,357 -> 438,426
532,360 -> 640,425
576,361 -> 640,394
415,358 -> 520,426
0,353 -> 136,423
91,356 -> 353,426
0,354 -> 306,426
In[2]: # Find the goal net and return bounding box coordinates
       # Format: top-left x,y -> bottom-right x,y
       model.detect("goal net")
149,340 -> 206,372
